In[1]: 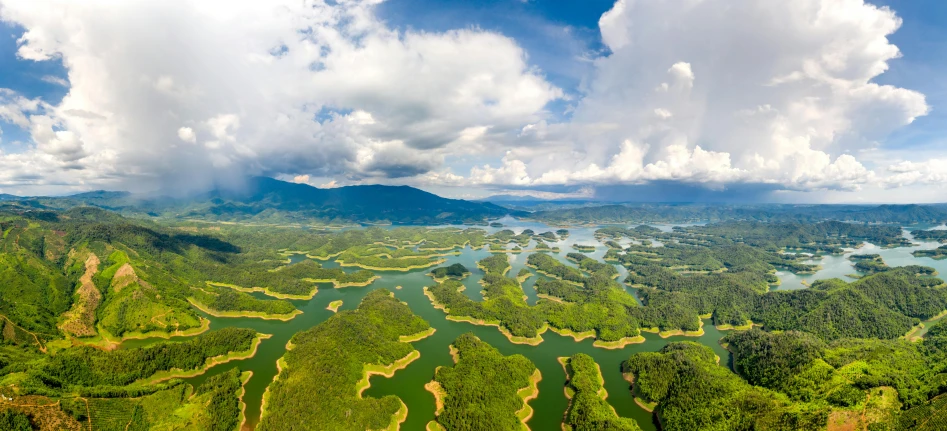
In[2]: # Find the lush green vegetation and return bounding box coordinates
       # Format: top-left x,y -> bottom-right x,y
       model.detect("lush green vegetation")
601,218 -> 947,338
38,327 -> 257,388
429,254 -> 644,344
898,393 -> 947,430
536,273 -> 642,343
624,342 -> 828,430
427,276 -> 545,340
850,254 -> 937,276
190,285 -> 298,317
537,231 -> 558,241
915,245 -> 947,259
0,409 -> 31,431
529,253 -> 584,283
562,353 -> 640,431
0,207 -> 301,339
911,229 -> 947,242
188,367 -> 246,431
84,366 -> 248,430
686,220 -> 911,251
430,333 -> 538,430
432,263 -> 470,280
724,328 -> 947,428
4,203 -> 947,430
478,254 -> 511,275
758,269 -> 947,340
259,289 -> 430,430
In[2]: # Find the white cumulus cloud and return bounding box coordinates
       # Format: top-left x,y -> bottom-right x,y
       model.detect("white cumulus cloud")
467,0 -> 929,193
177,127 -> 196,144
0,0 -> 938,199
0,0 -> 561,193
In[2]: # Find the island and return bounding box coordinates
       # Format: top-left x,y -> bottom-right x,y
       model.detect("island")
561,354 -> 640,430
426,334 -> 540,430
429,263 -> 471,282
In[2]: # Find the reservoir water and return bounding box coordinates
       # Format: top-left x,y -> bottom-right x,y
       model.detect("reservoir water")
120,221 -> 947,430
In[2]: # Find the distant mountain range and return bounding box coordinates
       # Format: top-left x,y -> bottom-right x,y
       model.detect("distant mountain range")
2,177 -> 516,225
1,178 -> 946,226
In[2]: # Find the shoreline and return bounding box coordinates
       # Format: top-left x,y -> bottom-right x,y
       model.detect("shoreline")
380,399 -> 408,431
72,316 -> 212,351
547,326 -> 596,342
515,369 -> 542,429
307,250 -> 346,261
259,340 -> 294,423
304,275 -> 381,288
904,309 -> 947,341
536,294 -> 567,304
352,350 -> 421,430
326,300 -> 343,313
188,298 -> 302,321
425,380 -> 446,417
425,374 -> 447,431
558,357 -> 576,429
338,258 -> 446,272
715,319 -> 757,331
449,345 -> 459,363
443,315 -> 547,346
623,372 -> 656,413
113,316 -> 212,341
641,319 -> 705,338
144,333 -> 272,385
428,272 -> 471,283
592,335 -> 646,349
207,281 -> 316,300
423,287 -> 547,346
355,350 -> 422,398
477,260 -> 512,276
560,357 -> 615,412
524,263 -> 584,287
237,371 -> 253,431
399,327 -> 436,343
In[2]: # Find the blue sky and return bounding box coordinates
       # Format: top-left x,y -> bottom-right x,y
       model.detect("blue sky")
869,0 -> 947,154
1,0 -> 946,201
378,0 -> 615,98
0,20 -> 67,145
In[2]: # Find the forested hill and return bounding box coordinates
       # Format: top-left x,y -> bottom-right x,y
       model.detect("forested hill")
7,176 -> 516,225
196,176 -> 514,224
530,203 -> 947,224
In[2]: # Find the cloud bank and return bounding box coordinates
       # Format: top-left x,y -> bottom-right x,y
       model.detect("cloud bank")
0,0 -> 938,200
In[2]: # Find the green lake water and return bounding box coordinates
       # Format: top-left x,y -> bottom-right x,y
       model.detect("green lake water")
119,220 -> 947,430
